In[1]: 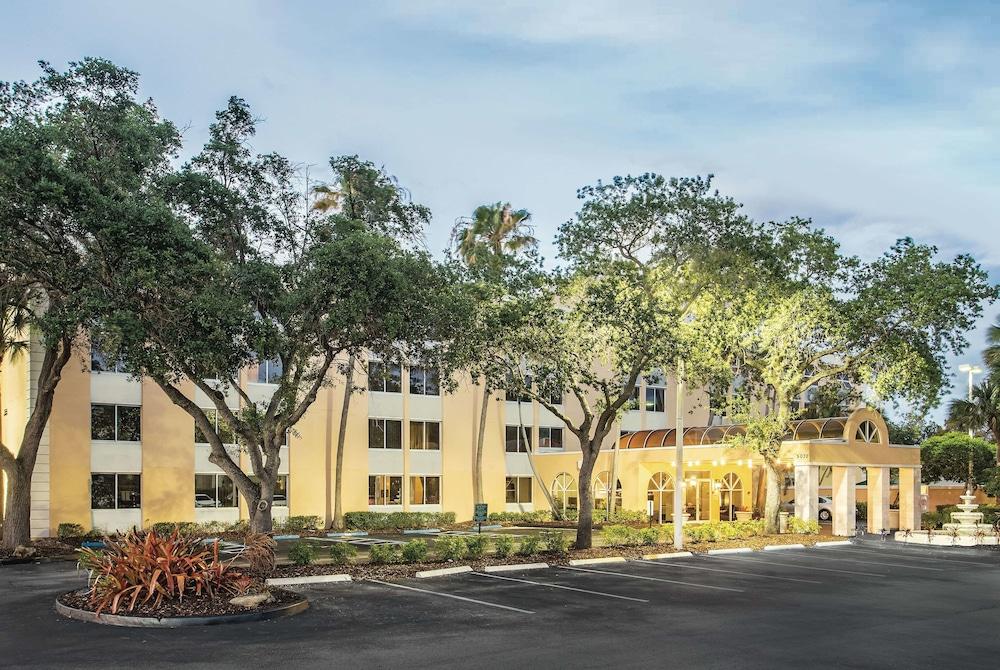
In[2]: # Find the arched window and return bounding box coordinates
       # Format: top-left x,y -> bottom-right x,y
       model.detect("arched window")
647,472 -> 674,524
594,471 -> 623,512
856,420 -> 879,443
551,473 -> 578,516
719,472 -> 743,521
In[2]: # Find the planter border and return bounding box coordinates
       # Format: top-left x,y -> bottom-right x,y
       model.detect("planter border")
483,562 -> 549,573
266,574 -> 351,586
54,591 -> 308,628
568,556 -> 626,566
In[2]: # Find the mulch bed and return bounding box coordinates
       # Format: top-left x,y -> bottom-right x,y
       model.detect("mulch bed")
57,586 -> 302,618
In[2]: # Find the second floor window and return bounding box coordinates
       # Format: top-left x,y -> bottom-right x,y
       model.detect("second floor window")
256,357 -> 283,384
505,425 -> 532,453
368,360 -> 402,393
91,404 -> 141,442
409,421 -> 441,450
369,419 -> 402,449
194,408 -> 237,445
538,426 -> 563,450
90,344 -> 127,373
645,386 -> 665,413
409,366 -> 440,395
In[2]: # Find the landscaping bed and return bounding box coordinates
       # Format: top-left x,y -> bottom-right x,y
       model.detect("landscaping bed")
56,585 -> 303,620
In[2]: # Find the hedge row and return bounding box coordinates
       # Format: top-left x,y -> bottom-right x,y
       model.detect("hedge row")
343,511 -> 457,531
57,515 -> 321,539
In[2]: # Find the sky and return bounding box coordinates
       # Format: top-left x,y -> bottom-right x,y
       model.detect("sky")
3,1 -> 999,419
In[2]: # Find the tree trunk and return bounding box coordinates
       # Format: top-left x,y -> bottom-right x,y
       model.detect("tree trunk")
1,464 -> 31,551
249,477 -> 275,534
332,354 -> 356,530
763,459 -> 781,534
575,444 -> 598,549
473,381 -> 489,504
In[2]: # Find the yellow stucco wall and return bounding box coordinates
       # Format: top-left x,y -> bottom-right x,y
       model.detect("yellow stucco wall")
140,378 -> 195,525
47,344 -> 92,532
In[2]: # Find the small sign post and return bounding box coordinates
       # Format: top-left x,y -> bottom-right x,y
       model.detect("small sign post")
647,499 -> 654,528
473,503 -> 488,534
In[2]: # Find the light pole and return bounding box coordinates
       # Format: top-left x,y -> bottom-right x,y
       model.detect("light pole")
958,364 -> 983,437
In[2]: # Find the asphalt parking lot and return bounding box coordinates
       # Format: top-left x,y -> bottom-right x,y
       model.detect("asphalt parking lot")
2,540 -> 999,669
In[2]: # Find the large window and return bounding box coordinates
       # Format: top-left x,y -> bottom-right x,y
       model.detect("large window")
369,475 -> 403,505
368,360 -> 401,393
91,404 -> 141,442
409,476 -> 441,505
538,426 -> 563,450
719,472 -> 744,521
409,421 -> 441,450
90,342 -> 127,373
256,357 -> 283,384
409,366 -> 440,396
505,476 -> 533,504
645,386 -> 665,413
594,471 -> 623,512
551,473 -> 578,516
194,408 -> 237,445
505,425 -> 532,453
91,473 -> 141,509
369,419 -> 402,449
647,472 -> 675,523
195,474 -> 238,508
627,386 -> 641,411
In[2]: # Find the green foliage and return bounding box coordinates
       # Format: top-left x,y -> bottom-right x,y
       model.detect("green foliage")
637,527 -> 661,545
602,525 -> 640,547
947,379 -> 1000,443
401,540 -> 429,563
368,543 -> 403,565
487,511 -> 552,524
856,502 -> 868,520
540,530 -> 570,555
435,536 -> 468,561
983,468 -> 1000,499
57,523 -> 86,539
464,535 -> 488,559
492,535 -> 515,558
344,511 -> 456,531
277,516 -> 320,533
787,517 -> 821,534
920,432 -> 997,486
287,541 -> 315,566
516,535 -> 542,556
328,542 -> 357,565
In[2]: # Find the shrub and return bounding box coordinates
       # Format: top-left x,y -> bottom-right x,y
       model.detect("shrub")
435,536 -> 468,561
516,534 -> 542,556
226,519 -> 250,534
602,524 -> 637,547
278,516 -> 320,533
465,534 -> 488,559
608,509 -> 648,524
344,511 -> 457,531
288,541 -> 315,566
368,543 -> 403,565
57,523 -> 86,539
541,530 -> 570,555
856,502 -> 868,520
401,539 -> 429,563
787,517 -> 820,535
76,530 -> 237,614
328,541 -> 358,565
487,511 -> 552,524
493,535 -> 515,558
637,527 -> 660,546
243,533 -> 277,575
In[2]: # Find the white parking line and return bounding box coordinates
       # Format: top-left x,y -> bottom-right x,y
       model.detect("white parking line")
830,546 -> 997,567
471,572 -> 649,602
561,566 -> 744,592
773,551 -> 945,572
633,558 -> 822,584
367,579 -> 535,614
709,555 -> 885,577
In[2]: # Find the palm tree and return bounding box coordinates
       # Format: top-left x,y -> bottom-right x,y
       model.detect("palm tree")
948,378 -> 1000,465
451,203 -> 535,269
985,322 -> 1000,374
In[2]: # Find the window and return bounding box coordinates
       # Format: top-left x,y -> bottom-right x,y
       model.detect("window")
506,476 -> 533,503
409,421 -> 441,450
369,419 -> 402,449
91,404 -> 141,442
505,425 -> 532,453
719,472 -> 744,521
409,476 -> 441,505
626,386 -> 641,411
645,386 -> 665,413
368,360 -> 401,393
409,366 -> 440,396
551,473 -> 578,516
538,426 -> 563,450
249,474 -> 289,506
90,343 -> 127,373
194,408 -> 237,445
647,472 -> 674,523
856,420 -> 880,443
594,471 -> 623,512
256,357 -> 283,384
547,390 -> 563,405
90,473 -> 141,509
369,475 -> 403,505
505,374 -> 532,402
194,474 -> 238,508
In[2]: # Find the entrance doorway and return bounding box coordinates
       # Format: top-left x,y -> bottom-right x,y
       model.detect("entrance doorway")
684,471 -> 711,521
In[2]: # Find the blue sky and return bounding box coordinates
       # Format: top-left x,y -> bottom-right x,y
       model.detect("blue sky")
4,1 -> 999,418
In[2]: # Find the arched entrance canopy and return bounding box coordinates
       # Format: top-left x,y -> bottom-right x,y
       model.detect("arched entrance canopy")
619,416 -> 850,449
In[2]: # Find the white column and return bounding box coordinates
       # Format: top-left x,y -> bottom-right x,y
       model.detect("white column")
794,464 -> 819,522
832,466 -> 856,536
672,361 -> 685,550
898,467 -> 921,531
867,467 -> 890,533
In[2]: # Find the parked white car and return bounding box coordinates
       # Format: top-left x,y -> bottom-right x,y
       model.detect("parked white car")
195,493 -> 217,508
782,496 -> 833,522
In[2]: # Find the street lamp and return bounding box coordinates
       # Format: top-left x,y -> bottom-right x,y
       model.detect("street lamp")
958,364 -> 983,437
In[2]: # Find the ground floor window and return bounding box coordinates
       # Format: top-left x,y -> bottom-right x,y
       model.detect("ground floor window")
91,473 -> 141,509
409,476 -> 441,505
551,472 -> 577,515
369,475 -> 403,505
594,471 -> 623,512
505,476 -> 533,503
647,472 -> 674,523
195,473 -> 238,508
249,474 -> 290,507
719,472 -> 743,521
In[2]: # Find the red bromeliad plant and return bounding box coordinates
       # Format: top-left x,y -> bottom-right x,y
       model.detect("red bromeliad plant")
77,530 -> 240,614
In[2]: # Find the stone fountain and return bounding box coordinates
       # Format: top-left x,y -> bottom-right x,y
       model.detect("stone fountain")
896,490 -> 999,546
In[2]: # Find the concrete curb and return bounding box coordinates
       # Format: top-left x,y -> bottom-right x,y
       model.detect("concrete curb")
55,592 -> 309,627
641,551 -> 693,560
568,557 -> 627,566
266,574 -> 352,586
273,534 -> 301,541
815,540 -> 853,547
763,544 -> 806,551
483,562 -> 549,573
326,531 -> 367,538
707,547 -> 752,555
415,566 -> 473,579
